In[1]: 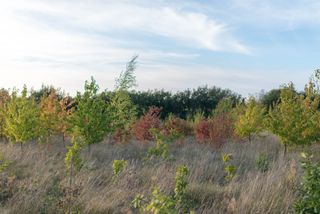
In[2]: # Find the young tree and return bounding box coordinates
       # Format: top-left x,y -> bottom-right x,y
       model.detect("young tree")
64,136 -> 84,214
235,97 -> 266,141
69,77 -> 110,151
59,96 -> 76,142
108,55 -> 138,143
108,90 -> 137,142
38,89 -> 62,144
0,88 -> 10,139
3,86 -> 40,149
266,83 -> 320,154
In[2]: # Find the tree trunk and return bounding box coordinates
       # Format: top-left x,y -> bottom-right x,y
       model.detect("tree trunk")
68,156 -> 74,214
283,144 -> 287,156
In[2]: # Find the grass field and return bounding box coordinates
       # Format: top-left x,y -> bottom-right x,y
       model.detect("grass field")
0,134 -> 315,214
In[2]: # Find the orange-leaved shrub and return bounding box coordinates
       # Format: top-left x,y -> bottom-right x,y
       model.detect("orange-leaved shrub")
132,106 -> 161,141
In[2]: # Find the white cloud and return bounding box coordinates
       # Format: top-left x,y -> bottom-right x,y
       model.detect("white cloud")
230,0 -> 320,29
0,0 -> 253,94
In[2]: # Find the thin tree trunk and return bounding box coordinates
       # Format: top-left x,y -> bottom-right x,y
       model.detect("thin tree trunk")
68,156 -> 74,214
284,144 -> 287,156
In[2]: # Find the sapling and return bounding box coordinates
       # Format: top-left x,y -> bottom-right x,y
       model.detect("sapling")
132,165 -> 192,214
222,153 -> 237,181
64,137 -> 84,214
112,159 -> 127,179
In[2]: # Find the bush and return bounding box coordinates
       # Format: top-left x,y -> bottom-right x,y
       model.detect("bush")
294,152 -> 320,214
209,114 -> 235,147
162,114 -> 193,142
194,119 -> 211,143
132,106 -> 161,141
194,113 -> 235,147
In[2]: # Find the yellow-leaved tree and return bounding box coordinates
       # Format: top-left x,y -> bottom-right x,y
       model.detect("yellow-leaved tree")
235,97 -> 266,141
3,86 -> 40,150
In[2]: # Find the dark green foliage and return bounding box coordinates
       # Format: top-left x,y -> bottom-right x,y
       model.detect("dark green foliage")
30,85 -> 64,103
129,86 -> 241,119
259,89 -> 281,109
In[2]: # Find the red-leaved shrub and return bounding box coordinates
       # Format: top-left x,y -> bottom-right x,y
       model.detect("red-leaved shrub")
194,119 -> 212,143
132,106 -> 162,141
194,113 -> 236,147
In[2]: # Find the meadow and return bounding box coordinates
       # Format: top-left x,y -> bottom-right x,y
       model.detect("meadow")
0,134 -> 314,214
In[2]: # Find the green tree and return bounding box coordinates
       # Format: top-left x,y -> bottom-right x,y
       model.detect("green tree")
64,136 -> 84,214
294,152 -> 320,214
0,88 -> 10,139
108,55 -> 138,143
3,86 -> 40,149
235,97 -> 266,141
70,77 -> 110,151
266,83 -> 320,154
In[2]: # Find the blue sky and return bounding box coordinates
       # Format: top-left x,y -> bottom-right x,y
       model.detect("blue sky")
0,0 -> 319,96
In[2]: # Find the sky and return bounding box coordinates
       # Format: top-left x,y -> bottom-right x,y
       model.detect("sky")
0,0 -> 319,96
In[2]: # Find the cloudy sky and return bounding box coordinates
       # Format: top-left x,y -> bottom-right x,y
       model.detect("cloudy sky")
0,0 -> 319,96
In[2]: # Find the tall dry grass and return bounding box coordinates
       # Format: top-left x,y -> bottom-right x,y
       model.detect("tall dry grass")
0,135 -> 309,214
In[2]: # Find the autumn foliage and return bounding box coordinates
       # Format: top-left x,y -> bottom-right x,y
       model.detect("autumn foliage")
132,106 -> 161,141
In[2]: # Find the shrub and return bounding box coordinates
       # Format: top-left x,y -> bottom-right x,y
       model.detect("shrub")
194,113 -> 235,147
194,119 -> 211,143
162,114 -> 193,142
209,113 -> 235,147
133,106 -> 161,141
294,152 -> 320,214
